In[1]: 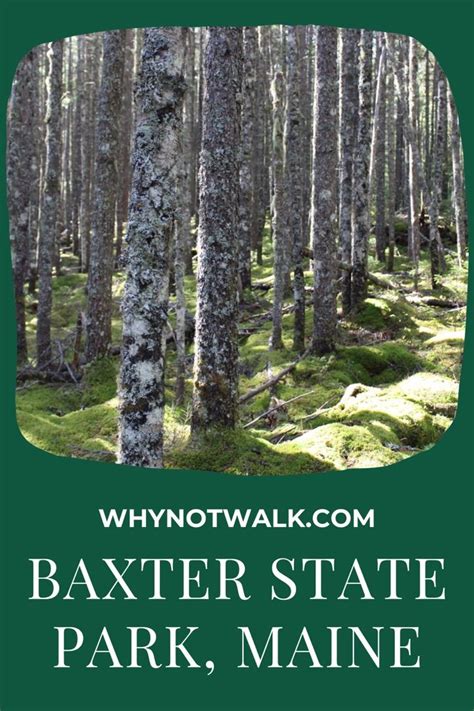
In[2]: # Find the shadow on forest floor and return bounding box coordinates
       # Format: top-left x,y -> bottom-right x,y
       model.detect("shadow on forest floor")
17,225 -> 467,475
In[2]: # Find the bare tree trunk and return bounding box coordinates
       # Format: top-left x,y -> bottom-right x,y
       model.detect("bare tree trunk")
448,87 -> 467,264
269,66 -> 287,350
311,26 -> 338,354
430,64 -> 447,277
238,27 -> 257,291
191,28 -> 242,431
8,50 -> 35,365
85,30 -> 126,362
374,36 -> 387,263
339,28 -> 360,314
36,41 -> 63,369
283,26 -> 305,353
118,28 -> 185,467
351,30 -> 373,311
115,29 -> 135,266
71,36 -> 83,259
386,63 -> 397,273
407,37 -> 421,282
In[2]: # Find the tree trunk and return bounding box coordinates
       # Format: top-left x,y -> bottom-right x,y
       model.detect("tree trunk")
311,26 -> 338,354
407,37 -> 421,279
351,30 -> 373,311
8,50 -> 35,365
447,87 -> 467,265
339,28 -> 360,314
374,36 -> 387,263
283,26 -> 305,353
118,28 -> 185,467
269,66 -> 287,350
36,41 -> 63,369
115,29 -> 135,266
238,27 -> 257,291
386,58 -> 397,273
85,30 -> 126,362
191,28 -> 242,431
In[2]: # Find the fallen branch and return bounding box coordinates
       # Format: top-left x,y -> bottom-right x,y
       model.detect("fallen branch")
239,347 -> 311,405
243,388 -> 317,429
406,295 -> 466,309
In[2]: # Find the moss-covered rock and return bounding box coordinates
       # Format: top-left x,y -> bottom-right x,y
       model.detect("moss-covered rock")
389,372 -> 458,417
281,423 -> 403,469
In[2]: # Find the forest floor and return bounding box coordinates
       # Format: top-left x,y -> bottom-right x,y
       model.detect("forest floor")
17,222 -> 467,475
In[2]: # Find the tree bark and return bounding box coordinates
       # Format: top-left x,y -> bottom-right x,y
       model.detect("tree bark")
351,30 -> 373,311
8,50 -> 35,365
191,28 -> 242,431
36,40 -> 63,369
118,28 -> 185,467
339,28 -> 360,314
85,30 -> 126,362
447,87 -> 467,265
311,26 -> 338,354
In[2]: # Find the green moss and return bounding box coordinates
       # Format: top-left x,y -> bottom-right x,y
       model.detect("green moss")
17,396 -> 117,461
282,423 -> 403,470
389,373 -> 458,417
167,428 -> 333,475
334,342 -> 419,385
81,356 -> 119,407
352,295 -> 416,333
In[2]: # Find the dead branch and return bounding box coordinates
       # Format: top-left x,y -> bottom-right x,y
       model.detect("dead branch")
239,347 -> 311,405
243,388 -> 317,429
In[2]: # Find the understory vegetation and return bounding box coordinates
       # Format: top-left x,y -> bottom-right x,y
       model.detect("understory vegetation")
17,221 -> 466,475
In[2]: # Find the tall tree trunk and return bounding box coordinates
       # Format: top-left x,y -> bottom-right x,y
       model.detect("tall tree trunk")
115,29 -> 135,266
36,40 -> 63,369
85,30 -> 126,362
339,28 -> 360,314
238,27 -> 257,291
351,30 -> 373,311
118,28 -> 185,468
447,87 -> 467,265
283,26 -> 305,353
191,28 -> 242,431
311,26 -> 338,354
27,47 -> 42,295
269,66 -> 287,350
407,37 -> 421,281
374,36 -> 387,263
386,60 -> 397,273
430,64 -> 447,277
8,50 -> 35,365
71,36 -> 83,259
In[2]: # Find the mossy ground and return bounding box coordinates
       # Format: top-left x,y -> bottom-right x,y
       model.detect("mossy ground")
17,225 -> 467,474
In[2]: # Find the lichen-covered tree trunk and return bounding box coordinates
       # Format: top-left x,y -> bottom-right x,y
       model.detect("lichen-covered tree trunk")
27,47 -> 41,295
430,66 -> 447,276
385,57 -> 397,273
79,34 -> 100,273
71,36 -> 83,258
311,26 -> 338,354
407,37 -> 421,277
36,40 -> 63,369
351,30 -> 373,311
175,28 -> 193,405
191,27 -> 242,431
118,28 -> 185,467
283,26 -> 305,353
339,28 -> 360,315
374,38 -> 387,263
238,27 -> 257,291
447,88 -> 466,265
8,50 -> 34,365
115,29 -> 135,266
269,67 -> 286,350
85,31 -> 126,362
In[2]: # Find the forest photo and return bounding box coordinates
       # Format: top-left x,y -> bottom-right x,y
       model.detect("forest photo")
8,26 -> 468,474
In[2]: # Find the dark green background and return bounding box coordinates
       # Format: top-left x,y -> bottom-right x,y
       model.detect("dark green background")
1,0 -> 473,709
